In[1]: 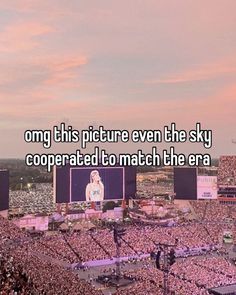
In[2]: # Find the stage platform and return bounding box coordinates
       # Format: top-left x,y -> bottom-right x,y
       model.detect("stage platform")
96,274 -> 135,288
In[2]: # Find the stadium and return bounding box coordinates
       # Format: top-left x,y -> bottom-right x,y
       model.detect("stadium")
2,0 -> 236,293
0,156 -> 236,295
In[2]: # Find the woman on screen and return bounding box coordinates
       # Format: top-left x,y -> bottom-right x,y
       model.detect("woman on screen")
86,170 -> 104,202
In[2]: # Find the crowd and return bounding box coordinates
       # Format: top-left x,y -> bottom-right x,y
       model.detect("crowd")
0,216 -> 102,295
9,184 -> 55,215
115,268 -> 207,295
137,181 -> 173,198
0,252 -> 33,294
190,200 -> 236,221
2,206 -> 236,294
218,156 -> 236,186
24,222 -> 222,264
113,255 -> 236,295
2,179 -> 236,294
0,215 -> 26,246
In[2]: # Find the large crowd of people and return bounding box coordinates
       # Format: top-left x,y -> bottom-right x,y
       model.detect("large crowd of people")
190,200 -> 236,221
0,216 -> 102,295
9,184 -> 55,215
2,207 -> 236,294
114,255 -> 236,295
2,179 -> 236,294
218,156 -> 236,186
190,200 -> 236,246
25,222 -> 221,264
137,181 -> 173,198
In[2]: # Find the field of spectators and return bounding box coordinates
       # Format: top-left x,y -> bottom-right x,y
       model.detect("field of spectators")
190,200 -> 236,221
9,183 -> 55,215
218,156 -> 236,186
0,216 -> 102,295
25,222 -> 221,265
2,200 -> 236,294
3,176 -> 236,294
113,255 -> 236,295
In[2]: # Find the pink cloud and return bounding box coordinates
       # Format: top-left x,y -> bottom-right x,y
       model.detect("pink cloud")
0,94 -> 93,121
45,56 -> 88,86
90,83 -> 236,130
0,54 -> 88,94
0,91 -> 55,110
0,1 -> 38,12
145,61 -> 236,84
0,22 -> 54,52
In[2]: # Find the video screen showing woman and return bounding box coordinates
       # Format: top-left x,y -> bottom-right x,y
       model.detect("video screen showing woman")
85,170 -> 104,202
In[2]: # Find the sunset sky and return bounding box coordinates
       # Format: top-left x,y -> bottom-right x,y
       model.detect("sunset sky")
0,0 -> 235,158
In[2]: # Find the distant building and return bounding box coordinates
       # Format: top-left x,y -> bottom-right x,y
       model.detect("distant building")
13,214 -> 49,231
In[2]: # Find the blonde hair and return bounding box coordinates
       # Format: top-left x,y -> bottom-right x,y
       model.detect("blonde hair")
86,170 -> 104,201
90,170 -> 100,183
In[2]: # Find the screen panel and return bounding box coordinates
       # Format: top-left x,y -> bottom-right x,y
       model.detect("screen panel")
70,167 -> 125,202
0,170 -> 9,211
54,165 -> 70,203
54,164 -> 136,203
174,167 -> 197,200
197,176 -> 217,200
124,166 -> 137,198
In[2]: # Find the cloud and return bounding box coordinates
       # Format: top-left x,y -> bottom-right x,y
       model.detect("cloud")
91,83 -> 236,131
45,56 -> 88,86
0,54 -> 88,97
0,22 -> 54,52
145,61 -> 236,85
0,0 -> 235,157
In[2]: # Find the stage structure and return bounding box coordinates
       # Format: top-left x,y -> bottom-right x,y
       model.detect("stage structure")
96,224 -> 137,288
153,241 -> 177,295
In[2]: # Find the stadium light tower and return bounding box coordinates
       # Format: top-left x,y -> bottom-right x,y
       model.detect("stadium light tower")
113,224 -> 139,278
154,240 -> 178,295
113,225 -> 126,277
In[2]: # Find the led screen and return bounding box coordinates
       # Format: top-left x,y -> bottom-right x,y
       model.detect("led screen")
54,165 -> 136,203
70,167 -> 124,202
0,170 -> 9,211
174,167 -> 197,200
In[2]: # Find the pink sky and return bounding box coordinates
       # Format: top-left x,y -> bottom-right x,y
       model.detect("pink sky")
0,0 -> 235,157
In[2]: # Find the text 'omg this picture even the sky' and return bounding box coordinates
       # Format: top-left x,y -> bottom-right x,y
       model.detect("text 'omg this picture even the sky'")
0,0 -> 235,157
